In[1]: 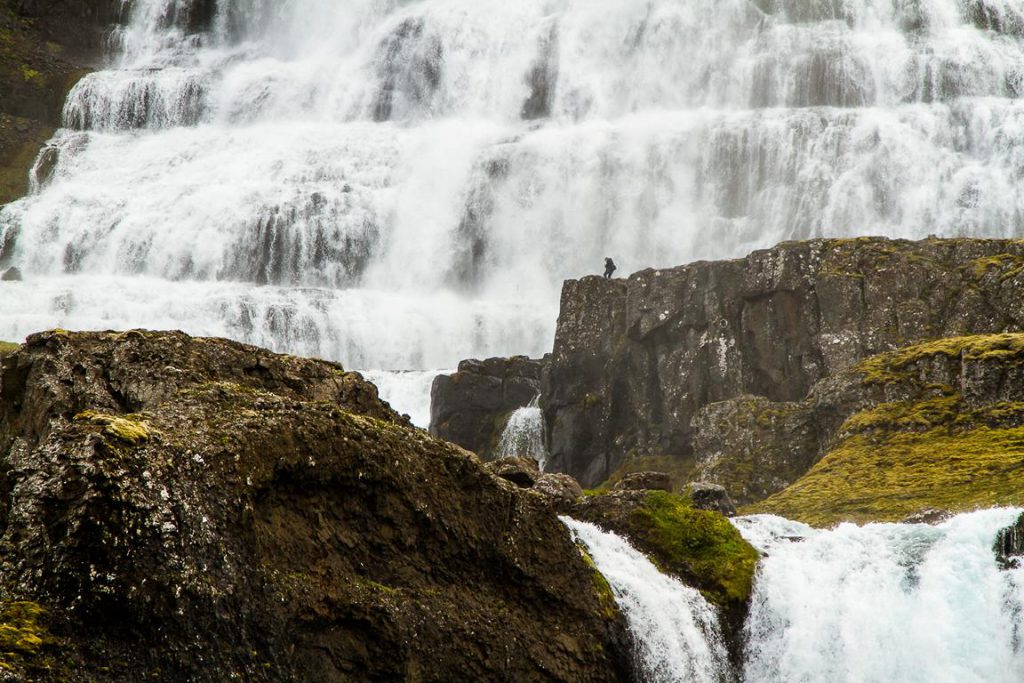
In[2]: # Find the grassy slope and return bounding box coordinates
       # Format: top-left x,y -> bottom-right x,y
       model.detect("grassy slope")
749,334 -> 1024,526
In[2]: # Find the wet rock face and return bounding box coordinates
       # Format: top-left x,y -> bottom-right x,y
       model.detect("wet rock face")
0,331 -> 631,682
430,355 -> 545,459
995,513 -> 1024,570
0,0 -> 123,205
542,238 -> 1024,488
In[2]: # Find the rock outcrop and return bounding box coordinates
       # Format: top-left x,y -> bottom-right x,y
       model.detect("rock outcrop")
430,355 -> 545,459
748,333 -> 1024,525
0,0 -> 124,205
0,330 -> 634,682
570,489 -> 757,662
541,238 -> 1024,488
995,513 -> 1024,570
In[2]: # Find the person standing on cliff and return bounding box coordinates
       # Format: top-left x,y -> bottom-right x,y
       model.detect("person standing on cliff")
604,257 -> 617,279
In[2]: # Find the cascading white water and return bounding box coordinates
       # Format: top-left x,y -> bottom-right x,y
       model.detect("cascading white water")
495,396 -> 547,468
561,516 -> 732,683
3,0 -> 1024,420
734,509 -> 1024,683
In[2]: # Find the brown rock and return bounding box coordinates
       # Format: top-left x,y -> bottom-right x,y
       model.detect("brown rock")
485,456 -> 539,488
612,471 -> 673,492
0,330 -> 633,682
687,482 -> 738,517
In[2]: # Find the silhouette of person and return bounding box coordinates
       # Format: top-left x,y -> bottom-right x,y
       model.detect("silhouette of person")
604,257 -> 617,279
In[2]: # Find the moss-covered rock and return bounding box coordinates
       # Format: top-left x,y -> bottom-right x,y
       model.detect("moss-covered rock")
748,334 -> 1024,525
594,454 -> 698,494
0,340 -> 17,357
0,330 -> 634,682
573,490 -> 757,608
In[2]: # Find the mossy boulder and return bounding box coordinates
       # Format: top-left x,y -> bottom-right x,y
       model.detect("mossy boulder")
572,490 -> 757,608
0,330 -> 634,682
594,454 -> 698,494
571,490 -> 758,665
748,334 -> 1024,525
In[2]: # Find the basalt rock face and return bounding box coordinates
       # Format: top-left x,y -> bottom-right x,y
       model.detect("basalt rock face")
542,237 -> 1024,488
0,0 -> 122,204
0,330 -> 632,682
430,355 -> 545,459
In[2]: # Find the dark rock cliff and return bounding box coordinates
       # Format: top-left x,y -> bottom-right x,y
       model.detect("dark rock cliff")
0,0 -> 123,205
0,330 -> 634,682
541,237 -> 1024,488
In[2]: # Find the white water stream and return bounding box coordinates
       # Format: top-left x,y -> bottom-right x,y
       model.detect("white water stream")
3,0 -> 1024,421
735,509 -> 1024,683
562,516 -> 732,683
564,509 -> 1024,682
495,396 -> 547,468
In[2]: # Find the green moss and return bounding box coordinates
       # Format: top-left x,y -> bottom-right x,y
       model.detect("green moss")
857,334 -> 1024,384
582,393 -> 602,409
968,254 -> 1024,281
628,491 -> 758,606
18,63 -> 39,82
0,601 -> 52,670
74,410 -> 154,445
0,341 -> 18,356
749,396 -> 1024,526
577,548 -> 619,621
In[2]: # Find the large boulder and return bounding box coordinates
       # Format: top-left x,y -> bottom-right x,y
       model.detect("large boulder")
542,238 -> 1024,488
429,355 -> 545,459
570,489 -> 758,664
0,330 -> 633,682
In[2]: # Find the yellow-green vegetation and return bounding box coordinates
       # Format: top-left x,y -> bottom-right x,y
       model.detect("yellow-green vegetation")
0,340 -> 18,356
968,254 -> 1024,281
596,454 -> 697,493
0,601 -> 52,670
749,395 -> 1024,526
18,64 -> 39,82
858,333 -> 1024,384
578,548 -> 619,621
75,410 -> 154,445
628,491 -> 758,606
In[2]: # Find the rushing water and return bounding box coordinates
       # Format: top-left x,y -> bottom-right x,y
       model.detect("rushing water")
562,516 -> 732,683
495,396 -> 547,467
563,509 -> 1024,681
736,509 -> 1024,683
3,0 -> 1024,411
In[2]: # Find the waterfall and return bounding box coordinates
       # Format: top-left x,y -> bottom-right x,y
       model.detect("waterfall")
561,516 -> 733,683
3,0 -> 1024,411
495,396 -> 547,468
734,509 -> 1024,683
